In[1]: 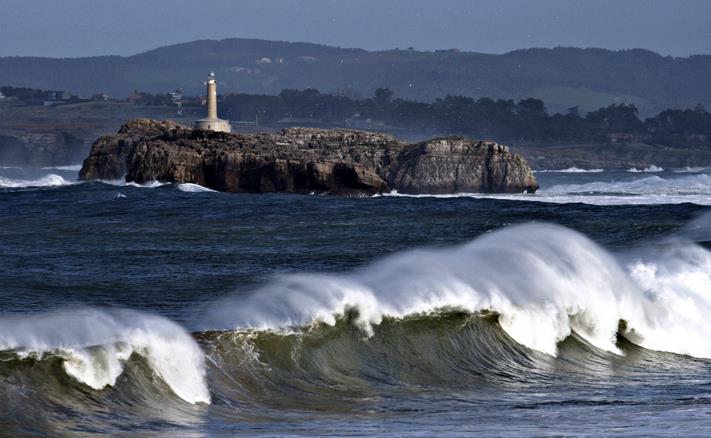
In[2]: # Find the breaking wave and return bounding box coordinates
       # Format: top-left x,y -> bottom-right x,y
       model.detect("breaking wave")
0,308 -> 210,404
177,183 -> 217,193
535,167 -> 604,173
388,172 -> 711,205
207,223 -> 711,359
3,222 -> 711,431
97,179 -> 170,188
628,165 -> 664,173
544,173 -> 711,196
673,166 -> 710,173
41,164 -> 83,171
0,174 -> 76,188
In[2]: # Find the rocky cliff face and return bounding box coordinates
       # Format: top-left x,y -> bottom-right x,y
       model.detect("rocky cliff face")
80,119 -> 538,195
0,131 -> 88,167
389,138 -> 538,194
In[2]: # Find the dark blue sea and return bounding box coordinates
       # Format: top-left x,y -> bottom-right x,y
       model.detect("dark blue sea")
1,165 -> 711,436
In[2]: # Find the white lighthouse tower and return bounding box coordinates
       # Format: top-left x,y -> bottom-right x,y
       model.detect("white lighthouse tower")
194,71 -> 231,133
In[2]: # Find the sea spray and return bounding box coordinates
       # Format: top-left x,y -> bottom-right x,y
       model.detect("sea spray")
0,174 -> 75,188
177,183 -> 217,193
386,171 -> 711,205
544,173 -> 711,195
0,308 -> 211,404
535,167 -> 604,173
628,165 -> 664,173
207,223 -> 711,358
41,164 -> 83,171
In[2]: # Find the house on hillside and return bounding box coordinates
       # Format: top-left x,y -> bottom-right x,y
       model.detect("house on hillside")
43,90 -> 73,106
47,90 -> 71,101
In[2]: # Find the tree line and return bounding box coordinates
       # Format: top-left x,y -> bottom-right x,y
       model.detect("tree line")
218,88 -> 711,146
3,84 -> 710,147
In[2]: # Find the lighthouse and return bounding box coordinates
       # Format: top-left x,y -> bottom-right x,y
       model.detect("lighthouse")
194,71 -> 232,133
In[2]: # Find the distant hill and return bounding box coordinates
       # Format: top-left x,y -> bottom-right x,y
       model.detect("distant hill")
1,38 -> 710,115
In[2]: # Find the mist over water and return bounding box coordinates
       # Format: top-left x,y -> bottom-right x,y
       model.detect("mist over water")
1,165 -> 711,435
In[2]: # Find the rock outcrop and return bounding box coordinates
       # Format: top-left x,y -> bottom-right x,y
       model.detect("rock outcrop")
80,119 -> 538,195
0,131 -> 88,167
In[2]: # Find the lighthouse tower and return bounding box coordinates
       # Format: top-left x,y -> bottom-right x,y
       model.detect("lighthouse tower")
194,71 -> 231,133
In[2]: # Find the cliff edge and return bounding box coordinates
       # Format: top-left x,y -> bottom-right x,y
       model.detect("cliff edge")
79,119 -> 538,196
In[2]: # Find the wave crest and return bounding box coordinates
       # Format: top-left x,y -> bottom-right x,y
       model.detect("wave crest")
628,165 -> 664,173
0,174 -> 75,188
535,167 -> 604,173
0,308 -> 210,404
207,223 -> 711,359
177,183 -> 217,193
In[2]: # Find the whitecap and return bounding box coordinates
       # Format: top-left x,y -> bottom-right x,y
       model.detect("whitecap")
628,165 -> 664,173
41,164 -> 83,171
0,308 -> 210,404
98,179 -> 169,188
673,166 -> 710,173
0,174 -> 76,188
207,223 -> 711,359
383,173 -> 711,205
535,167 -> 604,173
177,183 -> 217,193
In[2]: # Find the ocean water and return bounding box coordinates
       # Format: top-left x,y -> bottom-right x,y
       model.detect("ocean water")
1,165 -> 711,436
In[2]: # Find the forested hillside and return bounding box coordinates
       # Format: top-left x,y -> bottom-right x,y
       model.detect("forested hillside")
1,38 -> 710,114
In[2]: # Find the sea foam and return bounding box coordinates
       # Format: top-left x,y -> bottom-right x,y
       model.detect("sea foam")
177,183 -> 217,193
535,167 -> 604,173
0,308 -> 210,404
628,165 -> 664,173
0,174 -> 75,188
386,172 -> 711,205
41,164 -> 83,171
207,223 -> 711,359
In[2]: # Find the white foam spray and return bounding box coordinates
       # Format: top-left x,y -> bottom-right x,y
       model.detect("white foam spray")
385,172 -> 711,205
41,164 -> 83,171
208,223 -> 711,359
0,308 -> 210,404
628,165 -> 664,173
535,167 -> 604,173
97,179 -> 169,188
0,174 -> 75,188
177,183 -> 217,193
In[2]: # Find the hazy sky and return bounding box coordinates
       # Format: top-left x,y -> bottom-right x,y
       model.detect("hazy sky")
1,0 -> 710,57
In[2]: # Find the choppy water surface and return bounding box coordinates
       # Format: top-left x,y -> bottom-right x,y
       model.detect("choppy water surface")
1,166 -> 711,435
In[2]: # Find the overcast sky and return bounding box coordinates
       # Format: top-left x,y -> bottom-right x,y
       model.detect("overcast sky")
1,0 -> 710,58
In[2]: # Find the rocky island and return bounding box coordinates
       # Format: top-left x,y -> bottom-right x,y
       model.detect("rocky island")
79,119 -> 539,196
